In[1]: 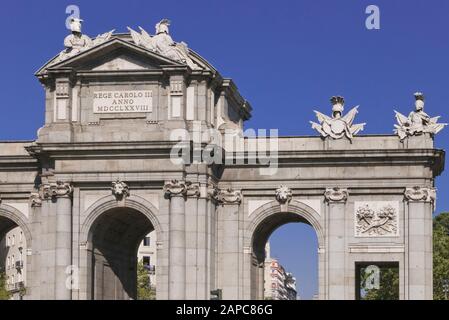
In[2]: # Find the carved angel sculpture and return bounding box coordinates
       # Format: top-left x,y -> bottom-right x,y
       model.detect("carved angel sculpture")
394,92 -> 446,141
127,19 -> 200,70
91,30 -> 115,47
128,26 -> 156,51
310,96 -> 365,140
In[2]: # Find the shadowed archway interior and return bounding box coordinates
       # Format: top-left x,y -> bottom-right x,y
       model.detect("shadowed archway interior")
0,216 -> 17,239
251,212 -> 316,300
88,207 -> 154,300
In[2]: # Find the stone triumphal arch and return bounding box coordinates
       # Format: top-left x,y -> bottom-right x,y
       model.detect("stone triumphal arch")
0,18 -> 445,300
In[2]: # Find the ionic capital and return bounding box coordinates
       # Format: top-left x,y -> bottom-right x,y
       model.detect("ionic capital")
404,186 -> 436,203
42,181 -> 73,200
163,180 -> 187,198
30,192 -> 43,207
217,187 -> 242,205
186,182 -> 200,198
324,187 -> 348,203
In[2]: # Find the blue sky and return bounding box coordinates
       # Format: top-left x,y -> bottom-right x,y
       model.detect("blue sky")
1,0 -> 448,299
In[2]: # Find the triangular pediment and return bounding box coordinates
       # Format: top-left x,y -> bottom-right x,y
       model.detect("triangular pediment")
91,54 -> 149,71
36,38 -> 184,75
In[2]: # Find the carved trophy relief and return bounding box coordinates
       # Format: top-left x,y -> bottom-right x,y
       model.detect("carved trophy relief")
354,201 -> 399,237
310,96 -> 365,141
394,92 -> 446,141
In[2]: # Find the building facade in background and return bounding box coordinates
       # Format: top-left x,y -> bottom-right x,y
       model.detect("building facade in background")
285,273 -> 298,300
264,243 -> 297,300
137,231 -> 157,289
0,227 -> 26,299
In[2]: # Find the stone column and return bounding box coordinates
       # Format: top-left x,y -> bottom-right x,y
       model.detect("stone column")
217,188 -> 242,300
39,185 -> 55,299
325,187 -> 348,300
43,181 -> 73,300
164,180 -> 187,300
404,186 -> 434,300
206,184 -> 218,298
254,254 -> 264,300
185,182 -> 200,299
195,183 -> 210,299
28,193 -> 43,299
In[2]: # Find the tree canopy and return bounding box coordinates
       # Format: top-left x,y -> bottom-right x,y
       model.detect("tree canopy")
0,272 -> 10,300
434,212 -> 449,300
137,259 -> 156,300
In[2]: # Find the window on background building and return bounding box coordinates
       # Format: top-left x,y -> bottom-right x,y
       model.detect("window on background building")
7,256 -> 10,269
143,256 -> 151,266
12,235 -> 15,246
19,231 -> 23,243
7,236 -> 10,247
143,236 -> 151,247
11,274 -> 14,284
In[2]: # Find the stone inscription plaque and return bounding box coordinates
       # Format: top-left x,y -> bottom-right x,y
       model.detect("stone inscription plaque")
93,90 -> 152,114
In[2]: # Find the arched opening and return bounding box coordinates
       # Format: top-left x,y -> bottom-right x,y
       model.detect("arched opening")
264,223 -> 318,300
87,207 -> 155,300
0,216 -> 27,300
249,204 -> 322,300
